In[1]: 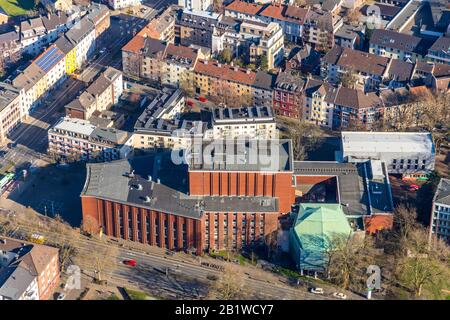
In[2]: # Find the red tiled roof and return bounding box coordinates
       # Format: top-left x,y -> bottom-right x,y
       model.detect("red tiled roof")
122,35 -> 145,54
194,60 -> 256,86
259,4 -> 286,21
225,0 -> 264,15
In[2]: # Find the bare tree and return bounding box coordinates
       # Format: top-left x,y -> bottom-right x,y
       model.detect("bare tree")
340,70 -> 358,89
326,233 -> 378,291
395,228 -> 450,298
81,215 -> 100,236
282,118 -> 325,160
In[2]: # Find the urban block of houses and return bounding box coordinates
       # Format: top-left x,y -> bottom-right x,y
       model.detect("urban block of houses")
302,78 -> 384,130
0,237 -> 59,300
0,3 -> 110,139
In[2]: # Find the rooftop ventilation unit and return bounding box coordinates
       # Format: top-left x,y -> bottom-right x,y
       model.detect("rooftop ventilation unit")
144,196 -> 151,203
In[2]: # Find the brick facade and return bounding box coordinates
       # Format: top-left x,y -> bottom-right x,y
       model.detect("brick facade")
81,196 -> 281,254
189,171 -> 295,213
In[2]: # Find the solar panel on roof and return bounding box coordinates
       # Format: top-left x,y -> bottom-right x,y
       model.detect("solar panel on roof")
35,47 -> 64,72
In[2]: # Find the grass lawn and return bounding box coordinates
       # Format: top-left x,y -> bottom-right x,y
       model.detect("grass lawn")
0,0 -> 35,16
124,288 -> 156,300
106,293 -> 120,300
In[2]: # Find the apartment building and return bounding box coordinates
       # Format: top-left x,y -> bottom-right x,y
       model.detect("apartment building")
211,106 -> 277,139
18,11 -> 80,58
131,88 -> 206,151
0,83 -> 21,146
212,18 -> 284,69
426,36 -> 450,65
273,71 -> 305,119
429,178 -> 450,244
178,0 -> 212,11
161,44 -> 200,87
369,29 -> 433,63
321,46 -> 391,92
302,78 -> 336,128
176,9 -> 221,48
0,237 -> 59,300
54,35 -> 77,74
258,3 -> 307,43
224,1 -> 343,50
85,3 -> 111,39
302,10 -> 343,52
0,31 -> 20,67
19,17 -> 48,57
41,0 -> 73,12
81,140 -> 295,254
337,131 -> 436,175
238,20 -> 284,69
140,7 -> 176,43
108,0 -> 142,10
48,117 -> 132,162
65,67 -> 123,120
65,18 -> 96,70
334,23 -> 363,50
252,71 -> 275,108
13,44 -> 66,114
194,60 -> 256,107
224,0 -> 264,22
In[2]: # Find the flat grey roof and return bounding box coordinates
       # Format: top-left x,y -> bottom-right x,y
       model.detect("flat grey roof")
293,161 -> 393,216
341,131 -> 435,155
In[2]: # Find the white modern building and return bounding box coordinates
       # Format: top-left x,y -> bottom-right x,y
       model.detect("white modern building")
211,106 -> 277,139
48,117 -> 132,162
108,0 -> 142,10
430,178 -> 450,244
337,132 -> 436,176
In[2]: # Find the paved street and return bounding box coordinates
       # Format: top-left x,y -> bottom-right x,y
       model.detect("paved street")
0,0 -> 171,174
0,200 -> 358,300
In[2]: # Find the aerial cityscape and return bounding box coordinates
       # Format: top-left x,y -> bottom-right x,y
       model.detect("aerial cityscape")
0,0 -> 448,304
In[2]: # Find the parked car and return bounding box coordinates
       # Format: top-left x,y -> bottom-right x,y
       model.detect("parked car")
123,259 -> 137,267
310,287 -> 324,294
408,184 -> 420,191
198,96 -> 207,102
333,292 -> 347,299
57,293 -> 66,300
